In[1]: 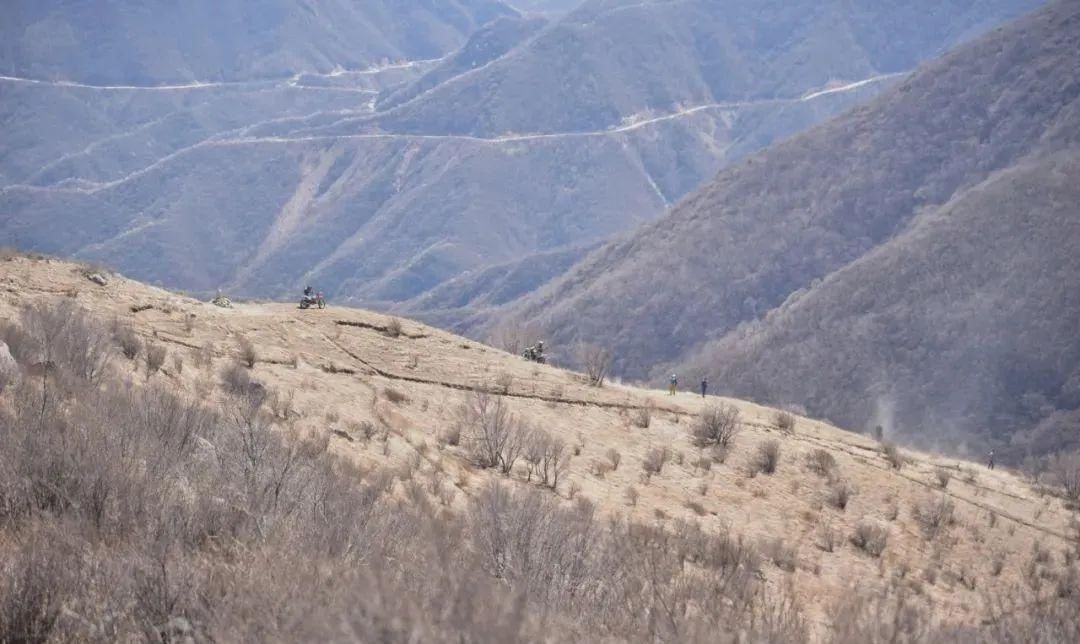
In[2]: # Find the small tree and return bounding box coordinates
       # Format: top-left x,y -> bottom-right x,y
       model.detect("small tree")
578,343 -> 612,387
691,404 -> 741,448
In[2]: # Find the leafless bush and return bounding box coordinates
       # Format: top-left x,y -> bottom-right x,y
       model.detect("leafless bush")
385,317 -> 403,338
764,538 -> 797,572
222,360 -> 258,396
487,320 -> 543,356
145,343 -> 167,378
826,479 -> 855,510
578,343 -> 612,387
238,335 -> 257,368
935,467 -> 953,489
831,583 -> 929,643
851,522 -> 888,557
642,447 -> 671,477
606,448 -> 621,471
990,551 -> 1006,577
882,443 -> 905,470
807,449 -> 837,478
691,403 -> 740,448
383,387 -> 409,404
775,410 -> 796,434
624,486 -> 639,506
817,524 -> 842,552
633,402 -> 653,429
0,344 -> 16,393
172,353 -> 184,375
913,495 -> 955,541
685,500 -> 707,516
457,391 -> 527,475
751,440 -> 781,475
1050,452 -> 1080,501
494,371 -> 514,394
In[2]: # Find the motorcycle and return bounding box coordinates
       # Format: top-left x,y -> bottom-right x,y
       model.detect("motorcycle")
299,292 -> 326,310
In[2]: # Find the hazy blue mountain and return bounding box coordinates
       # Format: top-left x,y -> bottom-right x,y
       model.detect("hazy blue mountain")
0,0 -> 1043,318
495,0 -> 1080,457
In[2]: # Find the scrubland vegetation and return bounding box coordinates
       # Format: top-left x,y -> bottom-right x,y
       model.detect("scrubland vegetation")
3,296 -> 1080,642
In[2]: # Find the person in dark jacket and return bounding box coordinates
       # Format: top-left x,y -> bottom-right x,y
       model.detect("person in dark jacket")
701,377 -> 708,398
669,374 -> 677,396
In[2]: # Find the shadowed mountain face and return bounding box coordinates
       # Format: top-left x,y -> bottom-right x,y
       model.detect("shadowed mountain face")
0,0 -> 1042,317
497,0 -> 1080,457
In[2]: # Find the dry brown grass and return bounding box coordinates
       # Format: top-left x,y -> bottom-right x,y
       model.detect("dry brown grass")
1,262 -> 1077,642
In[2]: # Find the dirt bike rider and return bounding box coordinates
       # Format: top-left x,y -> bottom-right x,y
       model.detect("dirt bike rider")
303,285 -> 315,301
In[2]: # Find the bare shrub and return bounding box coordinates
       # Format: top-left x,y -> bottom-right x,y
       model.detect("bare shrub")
775,410 -> 796,434
456,391 -> 527,475
624,486 -> 639,506
935,467 -> 952,489
882,443 -> 905,470
826,479 -> 855,510
383,387 -> 409,405
145,343 -> 167,378
238,335 -> 257,368
751,440 -> 781,475
487,320 -> 543,356
990,551 -> 1006,577
807,449 -> 837,478
851,521 -> 888,557
1050,452 -> 1080,501
913,495 -> 955,541
817,524 -> 842,553
606,448 -> 621,470
385,317 -> 403,338
642,447 -> 671,477
578,343 -> 612,387
567,481 -> 581,500
691,403 -> 740,448
685,500 -> 707,516
831,583 -> 929,643
765,538 -> 797,572
633,403 -> 653,429
494,371 -> 514,394
172,353 -> 184,375
222,360 -> 258,396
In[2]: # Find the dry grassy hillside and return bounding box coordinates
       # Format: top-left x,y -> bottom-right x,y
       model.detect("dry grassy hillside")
1,254 -> 1079,642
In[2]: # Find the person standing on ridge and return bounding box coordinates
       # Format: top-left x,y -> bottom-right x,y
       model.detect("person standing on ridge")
669,374 -> 678,396
701,377 -> 708,398
987,450 -> 995,470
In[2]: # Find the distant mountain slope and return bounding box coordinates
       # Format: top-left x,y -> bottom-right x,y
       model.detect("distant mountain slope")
0,0 -> 1043,317
684,150 -> 1080,457
497,0 -> 1080,453
0,0 -> 515,84
360,0 -> 1042,137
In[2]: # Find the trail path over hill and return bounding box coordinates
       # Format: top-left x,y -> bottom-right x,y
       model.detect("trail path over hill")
0,57 -> 444,92
1,72 -> 902,197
